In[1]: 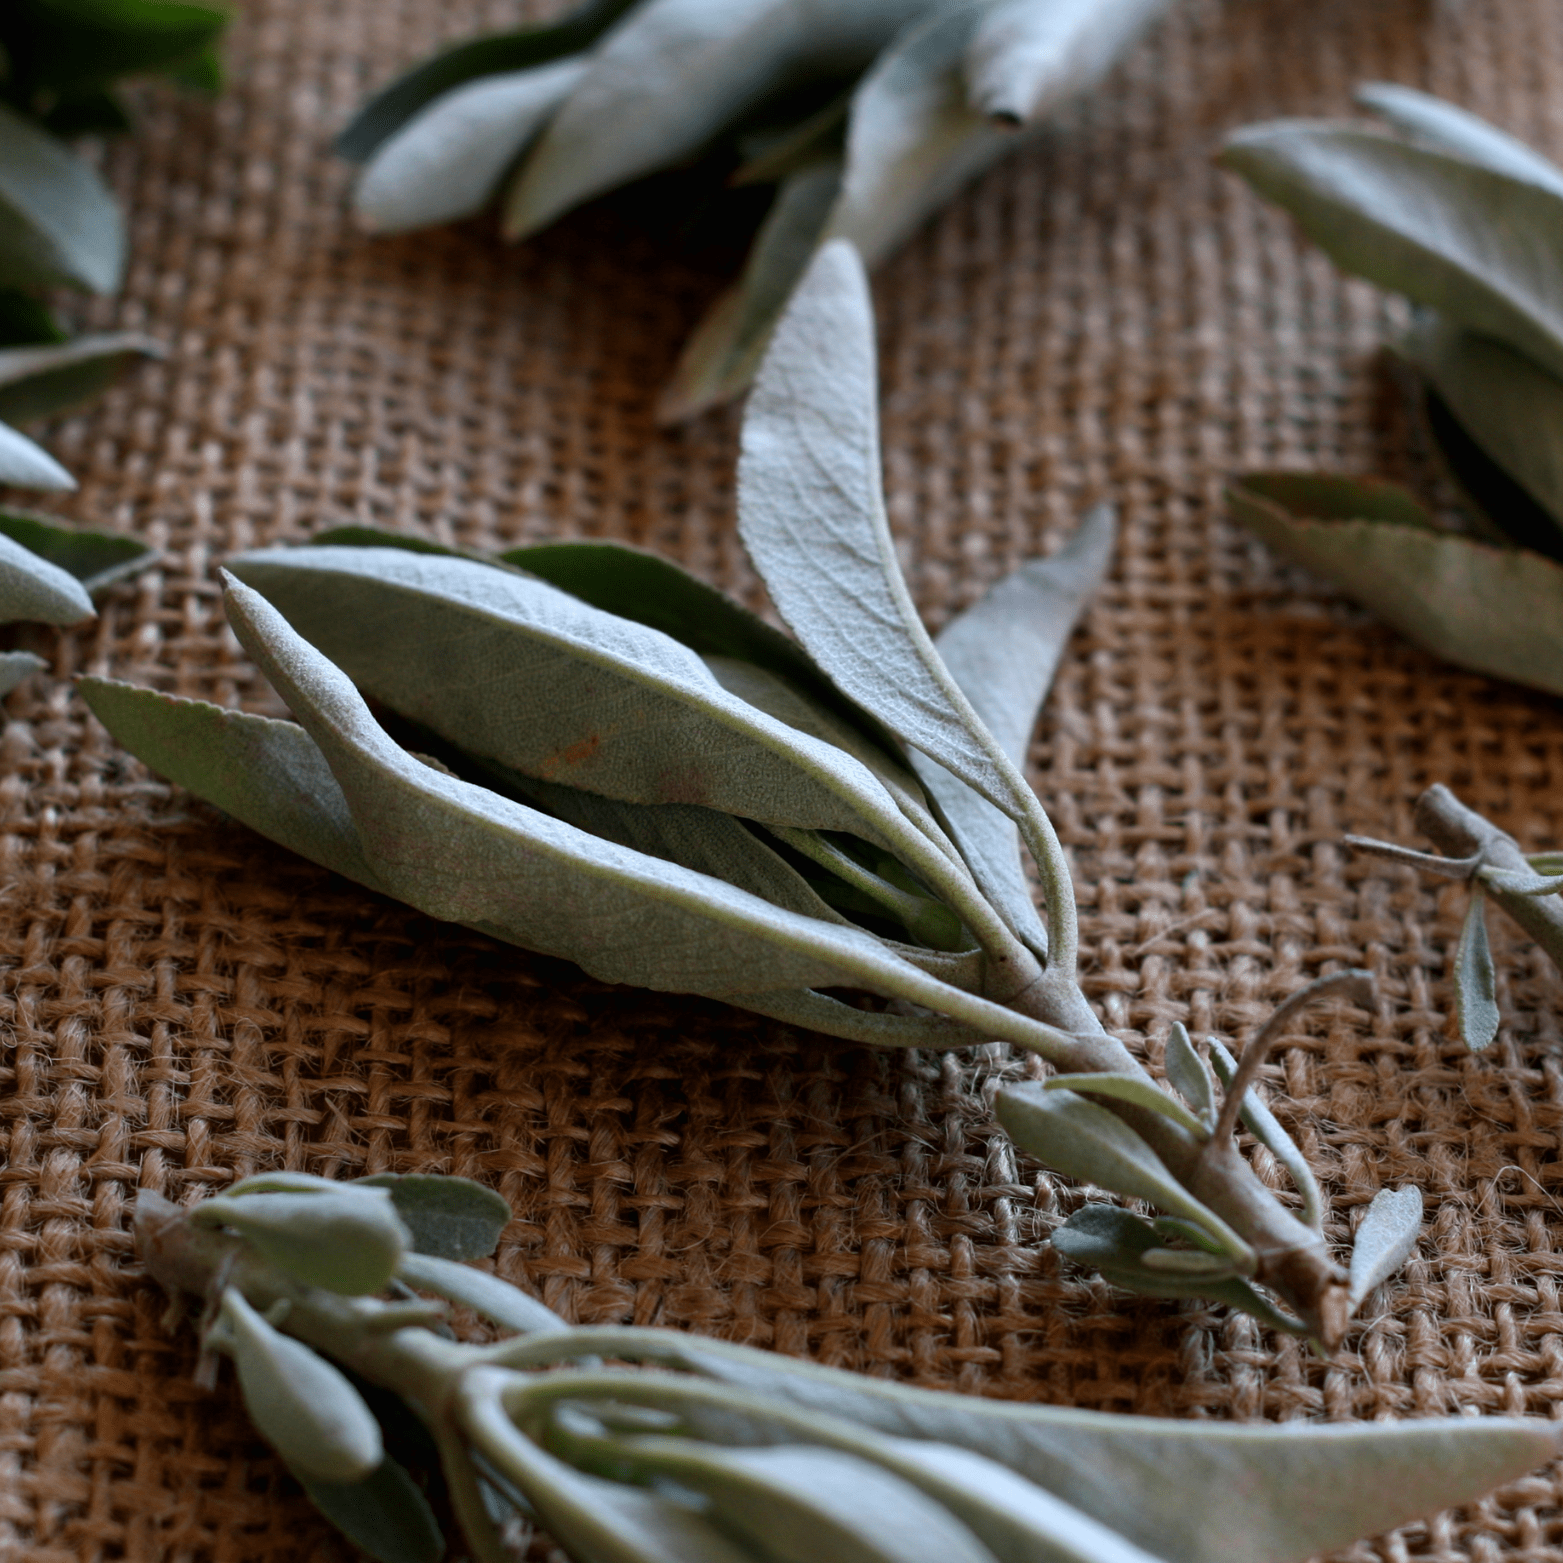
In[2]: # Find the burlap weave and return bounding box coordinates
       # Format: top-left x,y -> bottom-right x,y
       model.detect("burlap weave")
3,0 -> 1562,1556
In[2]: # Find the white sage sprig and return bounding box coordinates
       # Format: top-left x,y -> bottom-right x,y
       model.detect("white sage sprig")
339,0 -> 1172,420
138,1174 -> 1558,1563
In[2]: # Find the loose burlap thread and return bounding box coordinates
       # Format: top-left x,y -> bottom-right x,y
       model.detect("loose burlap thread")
3,0 -> 1562,1557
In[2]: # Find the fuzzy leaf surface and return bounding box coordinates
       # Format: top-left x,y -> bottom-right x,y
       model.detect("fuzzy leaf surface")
1229,472 -> 1563,696
0,419 -> 73,491
1453,883 -> 1501,1049
1347,1186 -> 1423,1312
1042,1071 -> 1208,1138
0,526 -> 93,622
355,1173 -> 511,1261
1163,1023 -> 1215,1125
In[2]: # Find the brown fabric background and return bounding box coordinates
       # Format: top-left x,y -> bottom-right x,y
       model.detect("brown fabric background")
3,0 -> 1563,1557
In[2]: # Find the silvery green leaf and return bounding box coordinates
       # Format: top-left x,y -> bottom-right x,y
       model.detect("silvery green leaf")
1452,882 -> 1500,1050
0,527 -> 93,622
994,1084 -> 1253,1266
335,0 -> 638,162
1481,865 -> 1563,896
0,102 -> 123,293
1219,121 -> 1563,381
0,420 -> 74,492
353,58 -> 589,234
659,158 -> 842,424
217,1288 -> 383,1484
1355,82 -> 1563,197
226,1172 -> 343,1195
501,0 -> 939,240
507,1325 -> 1560,1563
1163,1023 -> 1215,1126
0,651 -> 45,696
0,332 -> 163,425
910,504 -> 1115,961
397,1250 -> 568,1334
1228,472 -> 1563,697
1205,1038 -> 1324,1233
75,681 -> 390,892
1396,313 -> 1563,544
0,507 -> 157,595
356,1173 -> 511,1261
191,1189 -> 409,1295
963,0 -> 1168,126
217,575 -> 1069,1056
1347,1186 -> 1423,1313
734,987 -> 1009,1050
300,1456 -> 444,1563
1137,1247 -> 1233,1276
1042,1071 -> 1208,1139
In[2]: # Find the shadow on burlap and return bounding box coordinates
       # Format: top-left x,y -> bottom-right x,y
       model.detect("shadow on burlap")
1,0 -> 1562,1557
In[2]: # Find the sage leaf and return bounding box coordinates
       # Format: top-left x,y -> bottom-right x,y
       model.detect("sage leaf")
299,1456 -> 444,1563
0,526 -> 93,622
1228,471 -> 1563,697
335,0 -> 638,162
501,0 -> 938,241
1452,881 -> 1501,1050
1163,1023 -> 1215,1126
1206,1038 -> 1324,1233
734,987 -> 1008,1051
75,681 -> 390,892
217,574 -> 1071,1057
1355,82 -> 1563,197
1042,1071 -> 1209,1139
1481,865 -> 1563,896
659,157 -> 842,424
0,419 -> 73,491
353,58 -> 589,234
356,1173 -> 511,1261
398,1251 -> 568,1335
0,650 -> 45,696
0,331 -> 162,425
0,101 -> 123,293
508,1326 -> 1561,1563
1396,313 -> 1563,544
191,1189 -> 410,1296
964,0 -> 1168,126
1219,121 -> 1563,381
0,507 -> 156,595
910,503 -> 1115,959
995,1084 -> 1253,1267
1347,1186 -> 1423,1312
218,1288 -> 383,1484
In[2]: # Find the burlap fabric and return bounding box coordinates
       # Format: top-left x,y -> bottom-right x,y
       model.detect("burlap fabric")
4,0 -> 1562,1556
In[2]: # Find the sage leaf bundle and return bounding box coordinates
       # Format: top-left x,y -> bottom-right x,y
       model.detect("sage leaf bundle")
1220,86 -> 1563,694
138,1173 -> 1560,1563
1346,783 -> 1563,1051
340,0 -> 1170,420
89,241 -> 1427,1343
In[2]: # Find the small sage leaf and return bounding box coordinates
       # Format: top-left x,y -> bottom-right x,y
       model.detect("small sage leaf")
0,332 -> 163,425
335,0 -> 635,160
226,1171 -> 342,1195
0,507 -> 157,595
218,1288 -> 383,1484
1206,1038 -> 1325,1232
0,101 -> 123,293
0,650 -> 45,696
1347,1186 -> 1424,1313
0,420 -> 73,492
397,1250 -> 567,1334
192,1189 -> 410,1295
1042,1071 -> 1208,1140
1137,1247 -> 1234,1277
1355,82 -> 1563,197
1219,121 -> 1563,381
1479,865 -> 1563,897
995,1084 -> 1253,1266
1163,1023 -> 1215,1126
299,1455 -> 444,1563
0,527 -> 93,622
1229,472 -> 1563,697
1452,882 -> 1501,1050
355,1172 -> 511,1261
964,0 -> 1168,126
354,58 -> 589,234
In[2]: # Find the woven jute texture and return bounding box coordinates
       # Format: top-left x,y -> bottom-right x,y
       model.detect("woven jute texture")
4,0 -> 1563,1557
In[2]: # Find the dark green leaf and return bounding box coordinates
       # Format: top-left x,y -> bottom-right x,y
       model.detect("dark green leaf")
1452,882 -> 1500,1050
355,1172 -> 511,1261
0,331 -> 162,425
0,288 -> 65,346
39,90 -> 133,137
0,505 -> 156,594
1229,471 -> 1563,697
335,0 -> 637,163
300,1456 -> 444,1563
